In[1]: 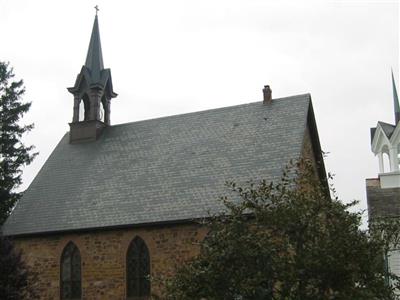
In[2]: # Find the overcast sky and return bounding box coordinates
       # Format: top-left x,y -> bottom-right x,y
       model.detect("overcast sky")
1,0 -> 398,226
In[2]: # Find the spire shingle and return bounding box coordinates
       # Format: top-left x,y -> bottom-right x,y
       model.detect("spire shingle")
85,15 -> 104,83
392,70 -> 400,124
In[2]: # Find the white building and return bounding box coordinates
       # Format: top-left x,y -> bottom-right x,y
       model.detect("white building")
367,71 -> 400,279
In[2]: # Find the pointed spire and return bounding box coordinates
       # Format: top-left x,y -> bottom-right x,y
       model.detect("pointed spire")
392,69 -> 400,124
85,15 -> 104,82
67,9 -> 117,143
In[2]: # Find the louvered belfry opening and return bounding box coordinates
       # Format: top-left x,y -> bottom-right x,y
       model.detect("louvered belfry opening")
126,237 -> 151,299
60,242 -> 82,300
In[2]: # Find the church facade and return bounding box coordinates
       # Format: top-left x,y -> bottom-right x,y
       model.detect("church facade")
2,15 -> 326,299
367,72 -> 400,280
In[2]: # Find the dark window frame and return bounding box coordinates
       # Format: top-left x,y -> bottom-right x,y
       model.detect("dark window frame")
60,242 -> 82,300
126,236 -> 151,299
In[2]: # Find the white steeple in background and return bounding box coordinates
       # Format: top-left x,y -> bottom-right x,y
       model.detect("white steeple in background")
370,71 -> 400,188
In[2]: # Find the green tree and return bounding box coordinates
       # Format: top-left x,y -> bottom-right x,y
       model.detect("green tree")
0,62 -> 37,299
0,234 -> 37,299
0,61 -> 37,225
370,216 -> 400,288
166,161 -> 399,300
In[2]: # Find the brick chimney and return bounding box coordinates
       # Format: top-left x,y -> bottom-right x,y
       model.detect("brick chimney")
263,85 -> 272,104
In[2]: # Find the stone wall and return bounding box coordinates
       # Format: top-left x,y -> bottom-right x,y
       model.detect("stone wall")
13,223 -> 207,300
301,124 -> 319,177
366,178 -> 400,220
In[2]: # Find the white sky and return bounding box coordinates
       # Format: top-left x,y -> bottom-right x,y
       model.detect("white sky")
0,0 -> 398,226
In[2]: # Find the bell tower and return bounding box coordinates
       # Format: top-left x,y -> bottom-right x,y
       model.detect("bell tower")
369,71 -> 400,188
67,13 -> 117,143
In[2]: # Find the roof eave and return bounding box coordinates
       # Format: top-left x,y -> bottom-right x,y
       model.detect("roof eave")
4,218 -> 204,238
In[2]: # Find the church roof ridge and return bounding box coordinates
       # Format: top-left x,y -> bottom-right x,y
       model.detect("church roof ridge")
377,120 -> 396,127
110,93 -> 312,129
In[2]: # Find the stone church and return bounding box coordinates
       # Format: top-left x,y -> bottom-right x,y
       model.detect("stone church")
2,15 -> 326,299
367,72 -> 400,280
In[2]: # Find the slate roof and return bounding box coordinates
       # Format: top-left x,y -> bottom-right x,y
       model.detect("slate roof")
3,94 -> 314,236
371,121 -> 396,143
378,121 -> 396,139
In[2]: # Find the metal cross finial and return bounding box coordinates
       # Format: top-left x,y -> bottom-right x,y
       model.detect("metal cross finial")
94,5 -> 99,15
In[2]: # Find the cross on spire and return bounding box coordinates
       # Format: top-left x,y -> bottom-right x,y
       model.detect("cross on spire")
94,5 -> 99,16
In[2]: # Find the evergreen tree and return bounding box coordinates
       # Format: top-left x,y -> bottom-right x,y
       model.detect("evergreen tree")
0,62 -> 37,299
0,234 -> 37,299
0,61 -> 37,225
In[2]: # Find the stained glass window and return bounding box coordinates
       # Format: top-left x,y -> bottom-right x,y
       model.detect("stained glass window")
61,242 -> 81,300
127,237 -> 150,298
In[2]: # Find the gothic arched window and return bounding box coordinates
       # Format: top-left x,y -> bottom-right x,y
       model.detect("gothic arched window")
126,237 -> 150,298
60,242 -> 82,300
